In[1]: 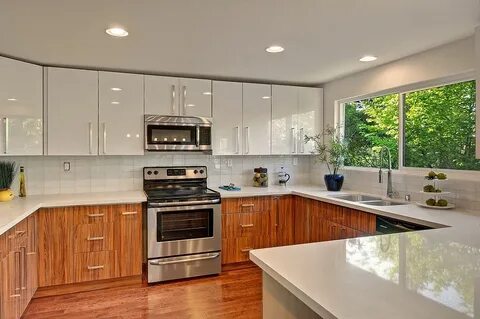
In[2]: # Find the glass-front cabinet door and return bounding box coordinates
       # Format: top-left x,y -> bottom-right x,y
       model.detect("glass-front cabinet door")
0,56 -> 43,155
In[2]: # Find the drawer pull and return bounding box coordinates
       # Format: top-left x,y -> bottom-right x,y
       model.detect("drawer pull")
15,230 -> 26,237
87,265 -> 105,270
87,236 -> 104,241
241,204 -> 255,208
122,211 -> 138,216
240,224 -> 254,228
87,213 -> 105,218
241,248 -> 253,253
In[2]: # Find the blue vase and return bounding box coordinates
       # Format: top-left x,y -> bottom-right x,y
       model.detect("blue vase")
324,174 -> 344,191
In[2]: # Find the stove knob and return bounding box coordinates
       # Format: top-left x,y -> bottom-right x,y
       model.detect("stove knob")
194,169 -> 198,174
154,170 -> 159,175
147,171 -> 152,175
199,169 -> 204,174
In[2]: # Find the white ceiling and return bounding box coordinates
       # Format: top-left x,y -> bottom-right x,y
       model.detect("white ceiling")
0,0 -> 478,85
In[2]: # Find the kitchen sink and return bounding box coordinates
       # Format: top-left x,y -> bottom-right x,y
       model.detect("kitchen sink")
361,200 -> 407,206
331,194 -> 383,202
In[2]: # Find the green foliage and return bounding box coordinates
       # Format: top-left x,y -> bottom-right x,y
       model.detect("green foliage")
343,80 -> 478,170
305,125 -> 349,175
344,94 -> 399,168
0,161 -> 17,190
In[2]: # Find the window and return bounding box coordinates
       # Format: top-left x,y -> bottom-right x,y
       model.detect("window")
342,79 -> 478,171
344,94 -> 399,168
404,80 -> 478,170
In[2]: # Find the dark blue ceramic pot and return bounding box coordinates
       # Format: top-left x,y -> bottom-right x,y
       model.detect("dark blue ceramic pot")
324,174 -> 344,191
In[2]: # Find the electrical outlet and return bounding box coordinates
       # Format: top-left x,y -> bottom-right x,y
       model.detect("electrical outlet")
293,158 -> 298,166
63,162 -> 71,172
227,159 -> 233,167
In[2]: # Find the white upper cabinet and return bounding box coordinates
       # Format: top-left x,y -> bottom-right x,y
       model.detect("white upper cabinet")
0,57 -> 43,155
212,81 -> 243,155
99,72 -> 144,155
145,76 -> 212,117
298,87 -> 323,154
242,83 -> 271,155
272,85 -> 298,155
46,68 -> 98,156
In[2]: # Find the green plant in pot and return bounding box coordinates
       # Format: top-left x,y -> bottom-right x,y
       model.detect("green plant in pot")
0,161 -> 18,202
305,126 -> 348,191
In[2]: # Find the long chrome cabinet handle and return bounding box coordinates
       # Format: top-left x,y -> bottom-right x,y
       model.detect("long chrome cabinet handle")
244,127 -> 250,154
103,122 -> 107,154
182,85 -> 187,115
88,265 -> 105,270
87,236 -> 104,241
300,128 -> 304,153
171,84 -> 176,115
3,117 -> 8,154
291,128 -> 296,153
149,253 -> 220,266
235,126 -> 240,154
88,122 -> 93,154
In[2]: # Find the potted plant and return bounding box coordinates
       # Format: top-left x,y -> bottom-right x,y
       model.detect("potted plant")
305,126 -> 348,191
0,161 -> 17,202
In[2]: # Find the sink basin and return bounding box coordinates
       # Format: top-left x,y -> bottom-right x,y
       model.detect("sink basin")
362,200 -> 407,206
331,194 -> 383,202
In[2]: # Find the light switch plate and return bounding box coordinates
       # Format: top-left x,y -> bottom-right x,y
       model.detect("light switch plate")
293,158 -> 298,166
63,162 -> 71,172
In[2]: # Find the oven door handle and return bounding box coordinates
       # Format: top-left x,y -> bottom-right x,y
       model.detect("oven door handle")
149,198 -> 220,208
149,253 -> 220,266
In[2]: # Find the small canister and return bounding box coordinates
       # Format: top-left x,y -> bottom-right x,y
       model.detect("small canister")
253,167 -> 268,187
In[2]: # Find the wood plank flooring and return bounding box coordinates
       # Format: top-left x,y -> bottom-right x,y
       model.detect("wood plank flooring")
23,266 -> 262,319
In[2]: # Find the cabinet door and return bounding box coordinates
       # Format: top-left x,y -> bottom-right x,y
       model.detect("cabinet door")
293,196 -> 312,244
0,57 -> 43,155
243,83 -> 272,155
298,87 -> 323,154
115,204 -> 142,277
1,252 -> 20,319
144,75 -> 178,115
212,81 -> 243,155
272,196 -> 294,246
26,214 -> 38,302
272,85 -> 298,155
99,72 -> 144,155
46,68 -> 98,155
179,78 -> 212,117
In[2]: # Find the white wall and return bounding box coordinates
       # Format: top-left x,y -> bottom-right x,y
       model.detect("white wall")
7,155 -> 311,195
323,36 -> 475,127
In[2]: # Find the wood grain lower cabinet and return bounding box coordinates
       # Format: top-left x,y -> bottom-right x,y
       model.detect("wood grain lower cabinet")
272,196 -> 295,247
38,203 -> 142,287
0,214 -> 38,319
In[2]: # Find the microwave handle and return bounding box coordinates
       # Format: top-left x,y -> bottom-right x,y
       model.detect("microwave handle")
196,126 -> 200,147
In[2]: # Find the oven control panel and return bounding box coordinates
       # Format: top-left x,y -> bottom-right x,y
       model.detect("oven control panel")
144,166 -> 207,180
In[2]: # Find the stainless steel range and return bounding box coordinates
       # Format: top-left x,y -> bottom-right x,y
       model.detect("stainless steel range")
143,166 -> 221,283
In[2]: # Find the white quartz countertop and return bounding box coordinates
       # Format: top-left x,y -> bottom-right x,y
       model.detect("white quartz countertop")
0,191 -> 147,235
244,185 -> 480,319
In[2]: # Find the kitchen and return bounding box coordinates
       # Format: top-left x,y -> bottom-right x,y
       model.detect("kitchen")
1,1 -> 480,318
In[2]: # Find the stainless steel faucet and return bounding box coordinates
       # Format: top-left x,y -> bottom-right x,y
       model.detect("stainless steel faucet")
378,146 -> 394,198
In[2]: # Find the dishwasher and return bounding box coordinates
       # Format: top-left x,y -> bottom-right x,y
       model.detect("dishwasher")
376,215 -> 432,234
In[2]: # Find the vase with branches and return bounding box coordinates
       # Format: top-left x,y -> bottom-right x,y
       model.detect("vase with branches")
0,161 -> 17,202
305,125 -> 349,191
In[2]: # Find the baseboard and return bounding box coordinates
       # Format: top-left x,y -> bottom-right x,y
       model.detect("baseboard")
33,275 -> 142,298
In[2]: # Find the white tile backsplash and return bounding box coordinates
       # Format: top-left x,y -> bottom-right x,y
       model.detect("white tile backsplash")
7,155 -> 312,196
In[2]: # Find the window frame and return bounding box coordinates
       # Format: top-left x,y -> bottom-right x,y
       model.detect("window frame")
336,72 -> 477,175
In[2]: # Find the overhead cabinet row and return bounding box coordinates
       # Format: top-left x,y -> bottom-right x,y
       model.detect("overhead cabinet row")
0,56 -> 323,156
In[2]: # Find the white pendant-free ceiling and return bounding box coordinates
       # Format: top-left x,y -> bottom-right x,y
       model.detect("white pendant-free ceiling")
0,0 -> 478,84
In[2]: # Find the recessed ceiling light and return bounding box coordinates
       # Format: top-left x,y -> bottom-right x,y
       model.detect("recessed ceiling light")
111,101 -> 120,105
266,45 -> 285,53
111,87 -> 122,91
262,96 -> 271,100
7,98 -> 17,101
359,55 -> 377,62
202,92 -> 212,95
106,27 -> 128,37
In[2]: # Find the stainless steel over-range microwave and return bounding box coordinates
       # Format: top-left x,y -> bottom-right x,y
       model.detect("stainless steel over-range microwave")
144,115 -> 212,153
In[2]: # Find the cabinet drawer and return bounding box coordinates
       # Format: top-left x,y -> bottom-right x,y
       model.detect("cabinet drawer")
6,220 -> 28,251
222,197 -> 271,214
73,223 -> 114,253
113,204 -> 141,222
74,251 -> 118,282
72,205 -> 115,224
222,212 -> 271,239
221,236 -> 271,264
0,232 -> 5,259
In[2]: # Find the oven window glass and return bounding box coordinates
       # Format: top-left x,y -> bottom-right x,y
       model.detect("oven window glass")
148,126 -> 196,145
157,208 -> 213,242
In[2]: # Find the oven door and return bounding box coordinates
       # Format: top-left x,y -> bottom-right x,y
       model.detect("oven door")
147,203 -> 221,258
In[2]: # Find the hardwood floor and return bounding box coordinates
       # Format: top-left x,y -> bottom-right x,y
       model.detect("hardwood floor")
23,266 -> 262,319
